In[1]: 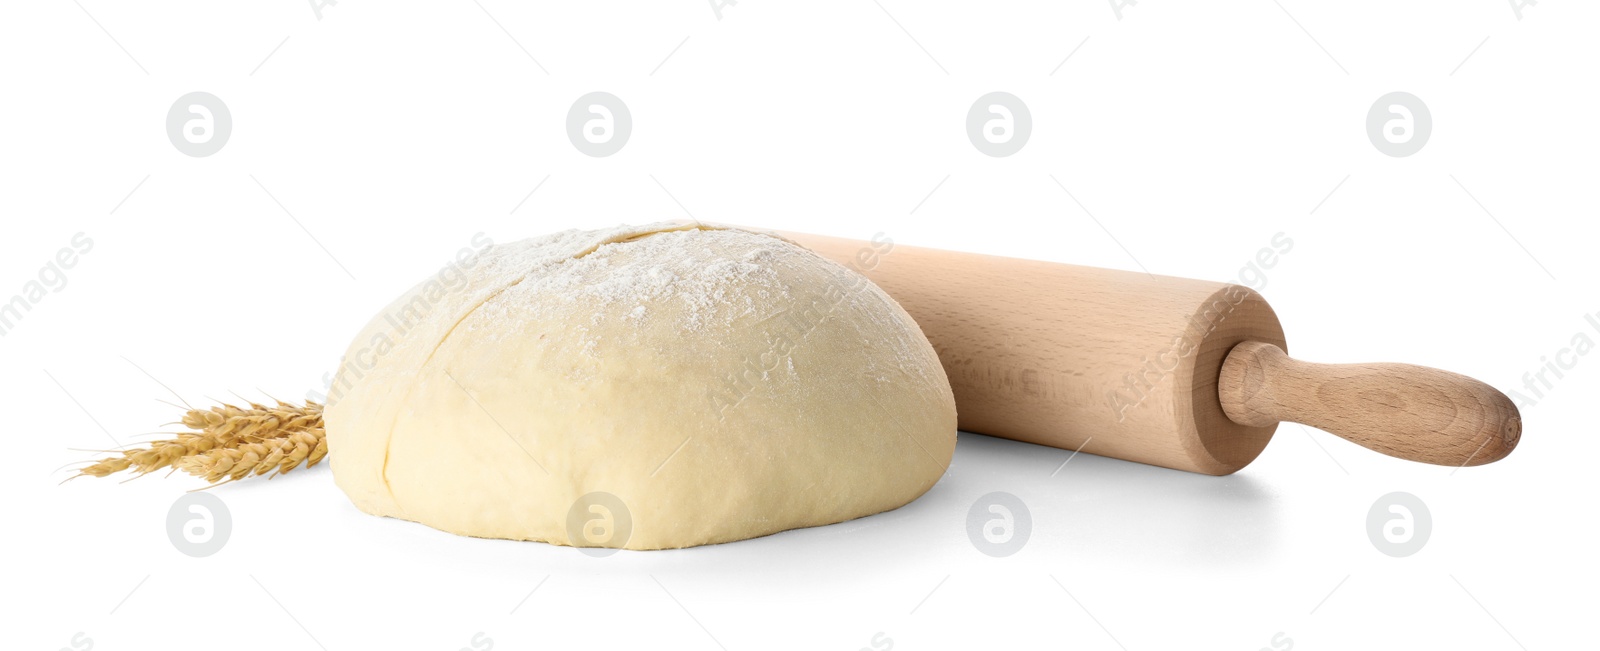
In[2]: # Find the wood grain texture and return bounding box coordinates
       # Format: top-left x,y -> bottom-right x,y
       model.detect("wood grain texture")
1218,341 -> 1520,467
770,229 -> 1287,475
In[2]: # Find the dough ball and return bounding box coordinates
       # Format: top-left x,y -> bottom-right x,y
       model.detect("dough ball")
324,222 -> 956,549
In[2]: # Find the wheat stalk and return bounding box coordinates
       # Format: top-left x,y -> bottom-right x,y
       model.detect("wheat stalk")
73,400 -> 325,485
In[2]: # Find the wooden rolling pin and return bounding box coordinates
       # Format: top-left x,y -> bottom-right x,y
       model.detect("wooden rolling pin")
770,228 -> 1521,475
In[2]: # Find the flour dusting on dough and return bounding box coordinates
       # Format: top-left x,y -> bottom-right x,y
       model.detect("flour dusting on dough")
451,222 -> 934,389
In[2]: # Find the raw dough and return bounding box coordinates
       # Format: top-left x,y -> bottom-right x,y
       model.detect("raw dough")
325,222 -> 956,549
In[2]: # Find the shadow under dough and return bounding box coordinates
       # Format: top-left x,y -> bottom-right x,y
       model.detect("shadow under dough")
652,431 -> 1283,581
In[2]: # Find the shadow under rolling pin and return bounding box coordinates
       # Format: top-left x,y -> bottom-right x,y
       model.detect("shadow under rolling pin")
768,228 -> 1521,476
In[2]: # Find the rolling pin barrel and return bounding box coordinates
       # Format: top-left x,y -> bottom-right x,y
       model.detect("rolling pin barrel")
773,228 -> 1520,474
777,230 -> 1286,475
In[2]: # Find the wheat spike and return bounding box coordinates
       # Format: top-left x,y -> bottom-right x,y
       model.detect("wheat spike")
73,400 -> 325,485
177,429 -> 328,486
181,400 -> 323,445
74,432 -> 221,479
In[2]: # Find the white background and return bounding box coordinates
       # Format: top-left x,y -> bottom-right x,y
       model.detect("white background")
3,1 -> 1596,649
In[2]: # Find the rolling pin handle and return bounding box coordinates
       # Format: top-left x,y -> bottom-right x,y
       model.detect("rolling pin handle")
1218,341 -> 1520,467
